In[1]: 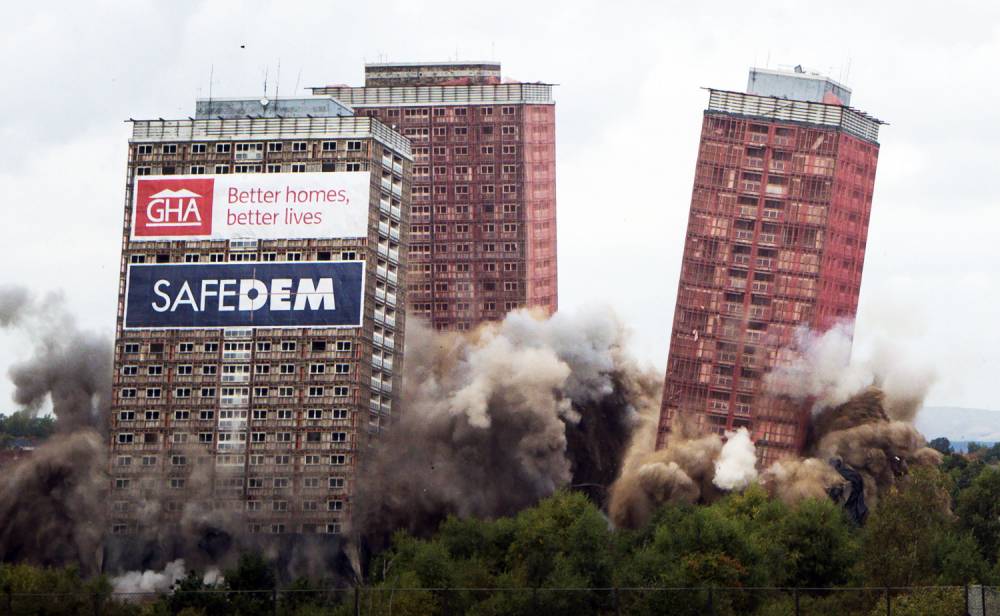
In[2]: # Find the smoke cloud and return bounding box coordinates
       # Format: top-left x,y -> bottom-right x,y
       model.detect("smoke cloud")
0,284 -> 944,580
765,321 -> 935,422
0,286 -> 110,572
608,320 -> 941,529
354,308 -> 654,541
713,428 -> 758,491
112,559 -> 187,596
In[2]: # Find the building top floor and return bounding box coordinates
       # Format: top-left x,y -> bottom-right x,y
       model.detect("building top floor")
705,88 -> 883,144
129,115 -> 412,159
195,96 -> 354,120
309,82 -> 554,108
364,61 -> 502,86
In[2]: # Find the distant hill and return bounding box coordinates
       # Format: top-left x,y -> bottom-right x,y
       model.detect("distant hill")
915,406 -> 1000,442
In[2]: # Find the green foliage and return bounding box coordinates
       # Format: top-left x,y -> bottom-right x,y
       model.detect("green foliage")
957,466 -> 1000,563
0,411 -> 55,444
866,587 -> 965,616
858,467 -> 954,587
5,452 -> 1000,615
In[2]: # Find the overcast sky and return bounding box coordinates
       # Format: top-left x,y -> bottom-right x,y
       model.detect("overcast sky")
1,1 -> 999,415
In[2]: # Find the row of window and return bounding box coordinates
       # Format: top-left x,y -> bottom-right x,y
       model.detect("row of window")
411,203 -> 519,216
120,385 -> 351,399
413,144 -> 517,158
411,301 -> 521,313
128,250 -> 359,265
410,242 -> 521,255
415,164 -> 518,175
401,125 -> 518,138
112,522 -> 344,536
118,408 -> 350,422
135,162 -> 364,176
412,184 -> 518,195
121,362 -> 351,377
118,452 -> 349,468
380,105 -> 518,117
413,223 -> 519,233
117,431 -> 350,446
121,339 -> 350,355
136,140 -> 365,156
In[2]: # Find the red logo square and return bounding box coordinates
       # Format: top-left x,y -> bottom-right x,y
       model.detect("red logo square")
134,177 -> 215,237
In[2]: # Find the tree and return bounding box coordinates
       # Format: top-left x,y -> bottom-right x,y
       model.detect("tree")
957,466 -> 1000,564
224,552 -> 276,616
772,498 -> 858,588
929,437 -> 953,455
858,467 -> 954,587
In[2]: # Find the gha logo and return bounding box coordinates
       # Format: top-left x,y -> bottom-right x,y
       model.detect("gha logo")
133,177 -> 215,237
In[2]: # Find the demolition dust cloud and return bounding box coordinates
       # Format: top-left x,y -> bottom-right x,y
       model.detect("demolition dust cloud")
0,285 -> 941,582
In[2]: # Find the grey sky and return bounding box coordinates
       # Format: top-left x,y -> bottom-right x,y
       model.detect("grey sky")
1,0 -> 998,414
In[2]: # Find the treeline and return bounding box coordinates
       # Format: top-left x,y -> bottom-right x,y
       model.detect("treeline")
0,411 -> 54,446
2,453 -> 1000,615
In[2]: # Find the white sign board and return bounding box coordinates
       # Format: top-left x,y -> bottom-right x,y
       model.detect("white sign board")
130,172 -> 371,241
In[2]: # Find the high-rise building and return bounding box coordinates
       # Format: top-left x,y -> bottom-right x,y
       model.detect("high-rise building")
108,96 -> 412,537
311,61 -> 557,331
657,67 -> 884,465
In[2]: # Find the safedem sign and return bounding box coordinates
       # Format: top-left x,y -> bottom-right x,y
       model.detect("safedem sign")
131,172 -> 371,241
124,262 -> 365,329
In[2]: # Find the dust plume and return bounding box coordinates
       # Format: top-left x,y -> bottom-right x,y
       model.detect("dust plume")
0,286 -> 110,572
608,320 -> 941,528
353,308 -> 656,541
765,321 -> 935,422
713,428 -> 759,491
0,430 -> 106,568
111,559 -> 187,596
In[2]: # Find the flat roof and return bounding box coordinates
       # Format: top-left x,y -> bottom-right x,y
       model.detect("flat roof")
365,61 -> 500,68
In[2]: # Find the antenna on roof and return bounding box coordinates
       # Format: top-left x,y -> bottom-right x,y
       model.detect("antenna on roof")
845,57 -> 852,85
294,67 -> 302,93
208,64 -> 214,112
274,59 -> 281,103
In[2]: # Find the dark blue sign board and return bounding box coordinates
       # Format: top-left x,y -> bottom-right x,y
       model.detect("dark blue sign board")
124,262 -> 365,329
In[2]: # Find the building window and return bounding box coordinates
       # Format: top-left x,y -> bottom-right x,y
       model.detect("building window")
292,141 -> 307,152
215,165 -> 230,174
321,141 -> 337,151
191,143 -> 207,153
216,143 -> 231,153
